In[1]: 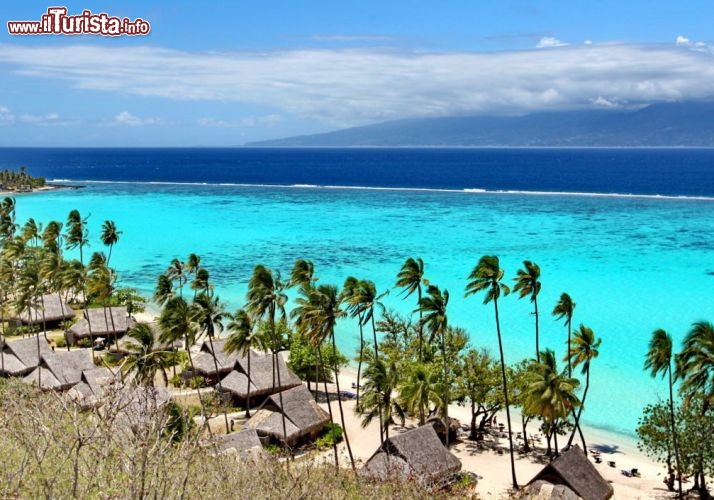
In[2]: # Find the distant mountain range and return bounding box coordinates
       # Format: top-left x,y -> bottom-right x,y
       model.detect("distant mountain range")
247,102 -> 714,147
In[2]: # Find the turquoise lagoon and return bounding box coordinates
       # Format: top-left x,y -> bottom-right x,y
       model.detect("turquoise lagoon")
15,181 -> 714,437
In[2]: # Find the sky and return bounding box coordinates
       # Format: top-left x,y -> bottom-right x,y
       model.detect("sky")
1,1 -> 713,146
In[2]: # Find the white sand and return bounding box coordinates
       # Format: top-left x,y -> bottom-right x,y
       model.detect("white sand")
319,365 -> 675,499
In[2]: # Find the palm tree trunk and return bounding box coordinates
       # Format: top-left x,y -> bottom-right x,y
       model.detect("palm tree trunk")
417,285 -> 423,363
107,302 -> 119,351
207,333 -> 230,434
522,414 -> 531,452
668,366 -> 682,498
317,344 -> 338,468
269,313 -> 289,457
40,294 -> 48,342
186,336 -> 211,437
567,317 -> 572,378
442,327 -> 449,447
494,297 -> 518,489
567,369 -> 589,454
35,306 -> 42,387
370,312 -> 384,443
356,312 -> 364,409
245,349 -> 251,418
553,422 -> 560,458
534,297 -> 539,363
331,331 -> 355,471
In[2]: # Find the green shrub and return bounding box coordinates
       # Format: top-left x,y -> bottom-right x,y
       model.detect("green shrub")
169,374 -> 183,388
188,376 -> 206,389
316,423 -> 343,448
77,338 -> 92,348
54,336 -> 67,349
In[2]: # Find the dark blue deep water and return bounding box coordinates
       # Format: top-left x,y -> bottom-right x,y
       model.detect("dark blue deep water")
0,147 -> 713,197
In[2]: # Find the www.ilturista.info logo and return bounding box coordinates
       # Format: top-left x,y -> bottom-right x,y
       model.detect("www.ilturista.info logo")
7,7 -> 150,36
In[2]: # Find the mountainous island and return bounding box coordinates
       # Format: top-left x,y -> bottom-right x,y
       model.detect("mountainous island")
247,102 -> 714,147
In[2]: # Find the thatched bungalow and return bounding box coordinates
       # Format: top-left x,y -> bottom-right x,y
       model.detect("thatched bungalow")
23,349 -> 95,391
245,385 -> 330,447
361,425 -> 462,488
10,293 -> 75,327
211,429 -> 266,459
67,367 -> 121,408
0,336 -> 52,376
524,445 -> 613,500
68,307 -> 134,343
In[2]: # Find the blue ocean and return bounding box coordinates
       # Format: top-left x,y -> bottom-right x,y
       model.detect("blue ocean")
2,147 -> 713,438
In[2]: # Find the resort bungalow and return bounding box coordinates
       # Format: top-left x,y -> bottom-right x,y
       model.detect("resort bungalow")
361,425 -> 462,488
523,446 -> 614,500
211,428 -> 266,459
67,307 -> 134,345
22,349 -> 95,391
9,293 -> 75,329
67,366 -> 121,408
245,385 -> 330,447
0,336 -> 52,377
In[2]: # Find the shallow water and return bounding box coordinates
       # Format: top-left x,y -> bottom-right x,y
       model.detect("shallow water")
13,178 -> 714,438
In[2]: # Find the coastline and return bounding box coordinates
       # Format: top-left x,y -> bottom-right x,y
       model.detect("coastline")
0,184 -> 83,196
328,364 -> 671,498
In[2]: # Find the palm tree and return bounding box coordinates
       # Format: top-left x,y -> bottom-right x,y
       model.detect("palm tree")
167,258 -> 187,298
396,257 -> 426,361
225,308 -> 266,418
360,357 -> 405,442
289,258 -> 316,289
399,362 -> 442,425
676,321 -> 714,494
417,284 -> 451,446
341,276 -> 365,406
645,328 -> 682,497
153,274 -> 174,307
292,284 -> 356,470
100,220 -> 121,265
525,349 -> 580,459
246,265 -> 291,450
159,296 -> 209,425
553,293 -> 576,377
87,260 -> 119,350
17,261 -> 43,386
123,323 -> 172,387
466,255 -> 517,489
676,321 -> 714,403
514,261 -> 542,362
193,291 -> 230,433
65,210 -> 93,346
566,324 -> 601,455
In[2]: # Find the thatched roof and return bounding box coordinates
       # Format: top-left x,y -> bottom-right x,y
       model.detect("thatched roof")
41,350 -> 94,389
361,425 -> 462,487
22,367 -> 63,391
233,350 -> 302,396
12,294 -> 75,324
245,385 -> 329,446
67,367 -> 120,408
191,351 -> 235,376
202,338 -> 242,367
211,429 -> 265,458
218,370 -> 258,398
69,307 -> 132,339
526,446 -> 613,500
245,408 -> 302,445
4,336 -> 52,370
0,352 -> 29,376
264,385 -> 330,434
520,480 -> 581,500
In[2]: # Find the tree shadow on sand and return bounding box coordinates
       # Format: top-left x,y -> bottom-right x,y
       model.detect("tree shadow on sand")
590,443 -> 622,454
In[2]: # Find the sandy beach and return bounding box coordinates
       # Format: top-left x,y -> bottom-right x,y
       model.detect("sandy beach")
315,365 -> 674,499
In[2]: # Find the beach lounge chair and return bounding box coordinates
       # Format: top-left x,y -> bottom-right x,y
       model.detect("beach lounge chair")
621,469 -> 632,477
608,460 -> 616,468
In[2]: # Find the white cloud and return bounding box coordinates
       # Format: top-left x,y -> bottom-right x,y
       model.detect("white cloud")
112,111 -> 162,126
536,36 -> 568,48
1,42 -> 714,126
310,35 -> 394,42
0,105 -> 14,124
198,114 -> 282,128
584,40 -> 593,45
590,96 -> 624,109
676,35 -> 691,46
